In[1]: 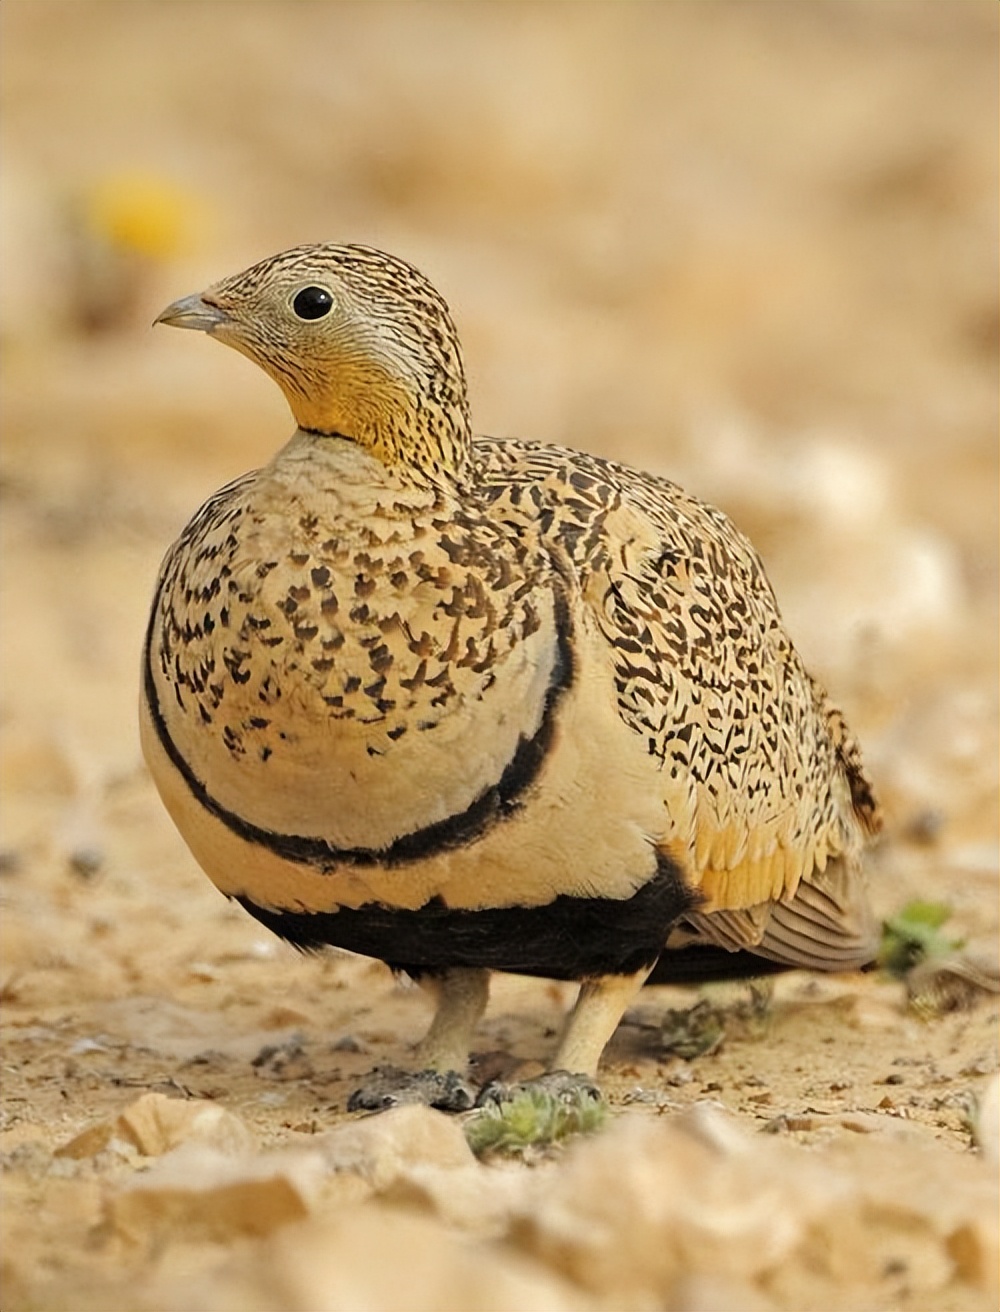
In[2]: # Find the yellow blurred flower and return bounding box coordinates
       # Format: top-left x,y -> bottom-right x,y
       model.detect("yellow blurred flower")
84,173 -> 205,260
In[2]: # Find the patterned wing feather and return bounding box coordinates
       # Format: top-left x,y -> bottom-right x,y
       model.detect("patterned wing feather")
475,437 -> 879,920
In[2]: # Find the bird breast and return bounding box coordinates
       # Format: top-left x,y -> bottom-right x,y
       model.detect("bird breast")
144,453 -> 563,853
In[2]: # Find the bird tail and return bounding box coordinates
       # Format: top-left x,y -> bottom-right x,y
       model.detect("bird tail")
662,852 -> 879,977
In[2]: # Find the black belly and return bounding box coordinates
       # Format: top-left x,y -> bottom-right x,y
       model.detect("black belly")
234,852 -> 696,981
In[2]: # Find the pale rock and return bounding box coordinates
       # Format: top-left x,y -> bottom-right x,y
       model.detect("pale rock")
841,1136 -> 998,1286
178,1206 -> 595,1312
314,1104 -> 477,1189
115,1091 -> 257,1157
512,1106 -> 999,1303
107,1142 -> 325,1246
55,1121 -> 117,1161
512,1106 -> 837,1296
381,1161 -> 528,1237
57,1092 -> 256,1161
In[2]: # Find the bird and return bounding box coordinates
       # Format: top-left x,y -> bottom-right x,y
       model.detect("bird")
142,243 -> 882,1110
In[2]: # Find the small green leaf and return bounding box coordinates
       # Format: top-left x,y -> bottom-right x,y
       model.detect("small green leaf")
878,900 -> 964,979
464,1087 -> 607,1159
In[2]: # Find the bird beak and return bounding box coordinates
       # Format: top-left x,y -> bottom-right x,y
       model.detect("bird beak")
154,292 -> 228,332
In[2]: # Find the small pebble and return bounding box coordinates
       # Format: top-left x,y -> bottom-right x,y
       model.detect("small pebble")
68,846 -> 103,879
332,1035 -> 364,1053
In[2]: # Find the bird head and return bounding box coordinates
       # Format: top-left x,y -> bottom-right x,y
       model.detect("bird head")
155,244 -> 472,483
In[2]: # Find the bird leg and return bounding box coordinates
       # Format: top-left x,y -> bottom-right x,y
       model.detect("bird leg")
553,966 -> 653,1075
412,966 -> 491,1071
478,965 -> 653,1107
348,967 -> 489,1113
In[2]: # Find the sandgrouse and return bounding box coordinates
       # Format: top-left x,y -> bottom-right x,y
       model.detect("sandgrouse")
143,244 -> 882,1109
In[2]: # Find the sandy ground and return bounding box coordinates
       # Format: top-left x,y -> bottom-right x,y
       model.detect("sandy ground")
1,3 -> 997,1309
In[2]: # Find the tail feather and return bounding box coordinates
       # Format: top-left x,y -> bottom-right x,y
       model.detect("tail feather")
664,853 -> 878,975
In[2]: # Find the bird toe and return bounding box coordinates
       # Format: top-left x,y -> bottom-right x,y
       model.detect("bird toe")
475,1068 -> 603,1109
347,1066 -> 477,1113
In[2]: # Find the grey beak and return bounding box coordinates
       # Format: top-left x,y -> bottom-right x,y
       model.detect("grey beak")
154,292 -> 228,332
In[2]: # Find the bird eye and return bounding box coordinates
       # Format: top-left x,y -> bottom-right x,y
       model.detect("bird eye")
291,286 -> 334,320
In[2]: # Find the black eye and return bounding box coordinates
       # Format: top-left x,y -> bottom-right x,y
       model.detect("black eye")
292,286 -> 334,320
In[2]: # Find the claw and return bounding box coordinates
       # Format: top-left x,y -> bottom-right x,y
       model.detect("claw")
475,1069 -> 602,1108
347,1066 -> 476,1113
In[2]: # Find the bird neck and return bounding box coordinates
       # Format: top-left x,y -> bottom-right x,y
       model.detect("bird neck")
290,368 -> 472,490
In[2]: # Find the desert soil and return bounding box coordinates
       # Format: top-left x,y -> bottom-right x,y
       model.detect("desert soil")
1,4 -> 997,1310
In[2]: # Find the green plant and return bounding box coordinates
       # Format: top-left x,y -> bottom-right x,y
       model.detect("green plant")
464,1087 -> 608,1159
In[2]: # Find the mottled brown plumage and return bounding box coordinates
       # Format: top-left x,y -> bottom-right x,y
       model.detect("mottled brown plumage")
143,244 -> 881,1105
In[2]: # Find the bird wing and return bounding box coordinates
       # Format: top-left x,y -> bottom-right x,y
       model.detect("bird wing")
475,437 -> 880,928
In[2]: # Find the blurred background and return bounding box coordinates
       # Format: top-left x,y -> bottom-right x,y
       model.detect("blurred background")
1,5 -> 997,1307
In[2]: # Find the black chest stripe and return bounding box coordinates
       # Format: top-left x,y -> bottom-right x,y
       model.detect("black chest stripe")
235,851 -> 697,980
143,584 -> 574,869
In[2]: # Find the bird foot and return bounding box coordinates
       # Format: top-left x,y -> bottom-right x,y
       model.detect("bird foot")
475,1068 -> 602,1108
347,1065 -> 476,1113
